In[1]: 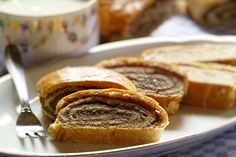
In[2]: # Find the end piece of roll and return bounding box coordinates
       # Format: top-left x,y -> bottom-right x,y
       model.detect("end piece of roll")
37,66 -> 137,120
178,62 -> 236,109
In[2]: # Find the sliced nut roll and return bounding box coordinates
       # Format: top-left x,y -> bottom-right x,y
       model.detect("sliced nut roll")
99,0 -> 178,42
178,62 -> 236,109
48,89 -> 169,145
37,66 -> 137,120
97,57 -> 188,114
142,43 -> 236,66
188,0 -> 236,26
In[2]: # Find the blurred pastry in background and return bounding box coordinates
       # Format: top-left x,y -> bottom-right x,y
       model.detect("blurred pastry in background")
175,0 -> 187,14
99,0 -> 181,42
188,0 -> 236,26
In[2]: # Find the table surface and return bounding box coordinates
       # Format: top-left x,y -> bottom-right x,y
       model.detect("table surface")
1,14 -> 236,157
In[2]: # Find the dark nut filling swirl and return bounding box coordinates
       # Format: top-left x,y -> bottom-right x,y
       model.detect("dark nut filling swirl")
111,66 -> 184,96
188,0 -> 236,26
58,97 -> 159,128
97,57 -> 188,114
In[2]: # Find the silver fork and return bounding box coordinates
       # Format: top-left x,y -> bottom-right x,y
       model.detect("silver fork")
5,44 -> 46,138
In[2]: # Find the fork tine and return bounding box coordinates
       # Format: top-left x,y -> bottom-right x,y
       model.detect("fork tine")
17,131 -> 47,139
17,132 -> 27,138
38,132 -> 47,137
26,132 -> 38,138
36,132 -> 47,137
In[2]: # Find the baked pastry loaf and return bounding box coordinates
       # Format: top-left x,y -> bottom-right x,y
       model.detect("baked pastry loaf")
204,63 -> 236,73
99,0 -> 178,42
142,43 -> 236,66
97,57 -> 188,114
37,66 -> 137,120
188,0 -> 236,26
178,62 -> 236,109
176,0 -> 187,14
48,88 -> 169,144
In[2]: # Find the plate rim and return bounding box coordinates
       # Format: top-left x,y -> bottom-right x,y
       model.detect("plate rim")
89,35 -> 236,54
1,35 -> 236,156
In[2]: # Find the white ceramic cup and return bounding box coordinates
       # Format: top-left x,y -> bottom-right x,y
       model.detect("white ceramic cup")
0,0 -> 98,67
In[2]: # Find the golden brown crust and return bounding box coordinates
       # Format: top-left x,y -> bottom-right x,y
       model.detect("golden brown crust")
37,66 -> 137,98
188,0 -> 236,26
178,62 -> 236,109
97,57 -> 188,114
37,66 -> 137,119
142,43 -> 236,66
183,81 -> 235,109
97,57 -> 184,73
48,125 -> 163,145
203,63 -> 236,73
48,88 -> 169,144
99,0 -> 154,41
175,0 -> 187,14
99,0 -> 177,42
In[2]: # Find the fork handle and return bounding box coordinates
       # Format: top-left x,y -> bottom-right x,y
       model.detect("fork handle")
5,44 -> 31,112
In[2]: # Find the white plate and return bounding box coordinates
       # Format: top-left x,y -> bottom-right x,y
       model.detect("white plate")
1,35 -> 236,157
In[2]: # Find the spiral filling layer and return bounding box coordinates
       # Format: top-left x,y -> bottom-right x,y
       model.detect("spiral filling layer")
110,66 -> 184,96
58,97 -> 159,128
204,2 -> 236,25
43,86 -> 92,118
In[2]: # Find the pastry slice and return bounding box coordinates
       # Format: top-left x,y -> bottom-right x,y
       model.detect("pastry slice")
142,43 -> 236,66
97,57 -> 188,114
204,63 -> 236,73
178,62 -> 236,109
99,0 -> 179,42
37,66 -> 137,120
188,0 -> 236,26
48,88 -> 169,145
